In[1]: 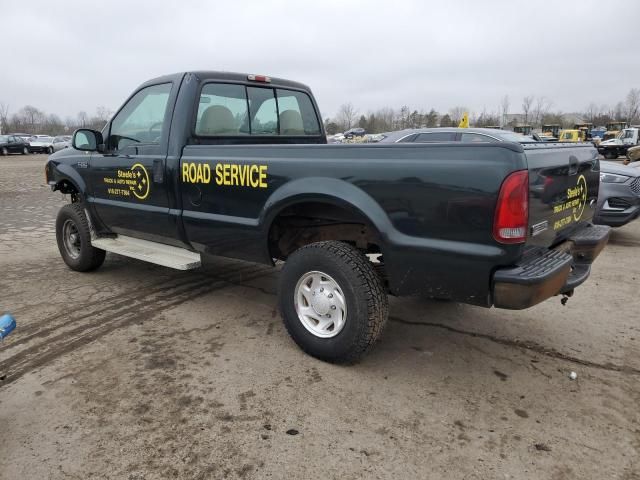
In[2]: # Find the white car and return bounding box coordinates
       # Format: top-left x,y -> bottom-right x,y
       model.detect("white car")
52,135 -> 72,152
28,135 -> 54,154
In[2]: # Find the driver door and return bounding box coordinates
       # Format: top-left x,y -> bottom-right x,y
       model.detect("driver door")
88,82 -> 177,242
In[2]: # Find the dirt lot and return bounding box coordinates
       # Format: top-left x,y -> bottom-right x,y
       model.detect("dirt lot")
1,154 -> 639,479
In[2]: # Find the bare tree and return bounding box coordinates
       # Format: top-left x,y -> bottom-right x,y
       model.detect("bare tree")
448,106 -> 468,125
583,102 -> 600,124
95,106 -> 113,123
336,103 -> 358,131
522,96 -> 534,125
77,111 -> 89,128
500,95 -> 510,127
625,88 -> 640,124
532,97 -> 551,127
0,102 -> 9,133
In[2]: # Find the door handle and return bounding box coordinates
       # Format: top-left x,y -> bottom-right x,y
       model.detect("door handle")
152,159 -> 164,183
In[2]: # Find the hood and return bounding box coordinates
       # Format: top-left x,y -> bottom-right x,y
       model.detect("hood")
600,138 -> 622,146
600,161 -> 640,177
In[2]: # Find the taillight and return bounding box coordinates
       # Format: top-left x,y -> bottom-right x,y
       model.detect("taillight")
493,170 -> 529,244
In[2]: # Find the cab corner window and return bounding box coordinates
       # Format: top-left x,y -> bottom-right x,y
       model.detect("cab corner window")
276,89 -> 320,136
196,84 -> 249,136
109,83 -> 172,151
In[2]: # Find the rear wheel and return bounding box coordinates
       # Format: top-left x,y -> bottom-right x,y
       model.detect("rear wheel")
56,203 -> 105,272
278,241 -> 388,363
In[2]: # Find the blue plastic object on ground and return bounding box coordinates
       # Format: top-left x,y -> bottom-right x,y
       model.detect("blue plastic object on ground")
0,313 -> 16,340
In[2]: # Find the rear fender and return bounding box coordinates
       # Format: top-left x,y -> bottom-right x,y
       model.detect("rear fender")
260,177 -> 393,254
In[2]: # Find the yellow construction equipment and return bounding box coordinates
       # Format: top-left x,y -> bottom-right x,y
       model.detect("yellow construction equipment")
458,112 -> 469,128
604,121 -> 628,141
558,129 -> 585,142
541,124 -> 561,139
514,125 -> 532,135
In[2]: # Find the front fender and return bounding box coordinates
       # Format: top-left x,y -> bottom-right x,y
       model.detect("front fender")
47,160 -> 87,195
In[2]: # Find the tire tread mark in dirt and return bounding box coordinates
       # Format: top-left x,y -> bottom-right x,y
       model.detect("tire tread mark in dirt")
0,267 -> 272,386
389,316 -> 640,376
0,263 -> 263,352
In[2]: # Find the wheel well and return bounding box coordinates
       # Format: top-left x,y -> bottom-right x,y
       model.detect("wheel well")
55,179 -> 81,202
268,202 -> 383,261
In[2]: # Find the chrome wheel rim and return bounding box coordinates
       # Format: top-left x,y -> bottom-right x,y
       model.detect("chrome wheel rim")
294,271 -> 347,338
62,219 -> 81,259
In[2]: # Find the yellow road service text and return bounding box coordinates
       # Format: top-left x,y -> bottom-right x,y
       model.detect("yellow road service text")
182,162 -> 268,188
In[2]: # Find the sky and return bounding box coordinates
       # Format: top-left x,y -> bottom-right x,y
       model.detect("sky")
2,0 -> 639,122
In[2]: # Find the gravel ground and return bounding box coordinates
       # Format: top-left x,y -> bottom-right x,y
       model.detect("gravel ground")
0,154 -> 639,480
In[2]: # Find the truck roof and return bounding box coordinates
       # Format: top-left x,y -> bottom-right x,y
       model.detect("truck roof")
141,71 -> 313,93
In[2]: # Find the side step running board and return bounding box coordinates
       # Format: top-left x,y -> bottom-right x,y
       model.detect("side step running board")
91,235 -> 201,270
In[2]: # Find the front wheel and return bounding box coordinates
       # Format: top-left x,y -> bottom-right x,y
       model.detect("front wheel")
605,151 -> 618,159
56,203 -> 106,271
1,147 -> 7,156
22,147 -> 29,155
279,241 -> 388,363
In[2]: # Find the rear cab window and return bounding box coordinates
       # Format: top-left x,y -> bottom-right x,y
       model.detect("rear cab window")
195,83 -> 321,137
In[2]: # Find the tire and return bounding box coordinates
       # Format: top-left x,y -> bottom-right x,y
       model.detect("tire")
605,151 -> 617,160
279,241 -> 388,363
47,147 -> 53,154
22,147 -> 28,155
56,203 -> 106,272
1,147 -> 7,156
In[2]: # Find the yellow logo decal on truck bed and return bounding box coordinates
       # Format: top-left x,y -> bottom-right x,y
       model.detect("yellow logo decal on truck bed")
552,174 -> 587,230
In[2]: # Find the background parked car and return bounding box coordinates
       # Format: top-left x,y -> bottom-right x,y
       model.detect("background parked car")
343,127 -> 366,138
10,132 -> 33,142
593,161 -> 640,227
28,135 -> 54,153
378,127 -> 538,144
624,144 -> 640,164
52,135 -> 72,152
0,135 -> 30,155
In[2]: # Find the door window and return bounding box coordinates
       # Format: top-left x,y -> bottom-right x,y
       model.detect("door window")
109,83 -> 172,151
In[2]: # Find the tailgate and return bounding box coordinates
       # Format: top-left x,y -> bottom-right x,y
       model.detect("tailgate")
524,143 -> 600,247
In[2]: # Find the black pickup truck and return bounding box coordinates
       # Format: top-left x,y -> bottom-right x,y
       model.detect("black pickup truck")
46,71 -> 610,362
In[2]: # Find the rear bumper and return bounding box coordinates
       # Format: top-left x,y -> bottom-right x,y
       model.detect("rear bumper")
492,223 -> 610,309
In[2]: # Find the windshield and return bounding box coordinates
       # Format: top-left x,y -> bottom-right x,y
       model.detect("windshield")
622,130 -> 635,139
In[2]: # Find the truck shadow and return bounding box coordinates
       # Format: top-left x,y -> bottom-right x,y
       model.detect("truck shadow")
607,227 -> 640,247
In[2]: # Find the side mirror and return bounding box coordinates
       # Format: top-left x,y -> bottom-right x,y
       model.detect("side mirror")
72,129 -> 103,152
